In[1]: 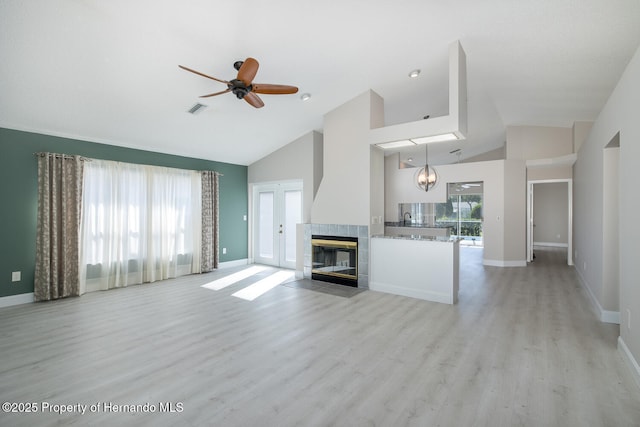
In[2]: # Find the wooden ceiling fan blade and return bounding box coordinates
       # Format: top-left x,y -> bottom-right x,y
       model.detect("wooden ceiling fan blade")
244,92 -> 264,108
252,84 -> 299,95
237,57 -> 259,84
179,65 -> 229,84
200,89 -> 231,98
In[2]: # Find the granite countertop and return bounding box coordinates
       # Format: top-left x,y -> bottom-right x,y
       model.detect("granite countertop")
372,234 -> 460,242
384,222 -> 453,229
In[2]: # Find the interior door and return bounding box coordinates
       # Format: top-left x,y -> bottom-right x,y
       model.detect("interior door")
253,182 -> 302,269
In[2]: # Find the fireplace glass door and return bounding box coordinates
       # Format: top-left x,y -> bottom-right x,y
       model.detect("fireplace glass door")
311,235 -> 358,287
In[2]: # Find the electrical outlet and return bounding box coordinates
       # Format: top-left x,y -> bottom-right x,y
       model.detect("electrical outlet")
243,215 -> 247,221
11,271 -> 21,282
222,248 -> 227,254
627,309 -> 631,330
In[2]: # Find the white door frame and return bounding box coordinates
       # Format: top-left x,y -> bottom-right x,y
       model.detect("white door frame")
251,180 -> 302,268
527,179 -> 573,265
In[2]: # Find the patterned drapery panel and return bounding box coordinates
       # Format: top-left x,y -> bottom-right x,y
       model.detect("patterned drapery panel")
201,171 -> 220,272
34,153 -> 84,301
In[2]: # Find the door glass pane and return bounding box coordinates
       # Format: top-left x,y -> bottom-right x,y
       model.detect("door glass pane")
259,192 -> 274,258
284,190 -> 301,263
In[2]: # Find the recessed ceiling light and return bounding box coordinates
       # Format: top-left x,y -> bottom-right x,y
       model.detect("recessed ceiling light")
408,69 -> 421,78
300,93 -> 311,101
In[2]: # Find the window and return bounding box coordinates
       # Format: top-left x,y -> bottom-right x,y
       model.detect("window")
436,183 -> 483,245
80,160 -> 201,291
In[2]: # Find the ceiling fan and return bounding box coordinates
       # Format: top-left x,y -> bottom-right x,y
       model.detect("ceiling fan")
178,58 -> 298,108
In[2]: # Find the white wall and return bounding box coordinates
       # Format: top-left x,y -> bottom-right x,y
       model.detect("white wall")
370,145 -> 385,235
574,44 -> 640,374
602,145 -> 619,312
507,125 -> 574,181
507,125 -> 573,160
533,182 -> 569,245
384,156 -> 527,266
311,90 -> 384,226
503,159 -> 527,264
248,130 -> 322,223
463,146 -> 505,163
573,121 -> 594,154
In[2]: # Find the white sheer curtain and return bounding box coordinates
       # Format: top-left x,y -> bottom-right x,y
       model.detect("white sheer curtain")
80,160 -> 201,292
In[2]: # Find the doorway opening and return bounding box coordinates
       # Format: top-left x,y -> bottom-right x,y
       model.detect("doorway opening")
252,181 -> 302,269
527,179 -> 573,265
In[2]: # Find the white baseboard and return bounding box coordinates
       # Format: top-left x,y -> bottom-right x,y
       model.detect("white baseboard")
533,242 -> 568,248
483,259 -> 527,267
369,281 -> 453,305
618,336 -> 640,390
0,292 -> 34,308
219,258 -> 249,269
575,267 -> 620,324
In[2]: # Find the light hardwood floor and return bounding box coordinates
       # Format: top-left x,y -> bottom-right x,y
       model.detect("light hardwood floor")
1,247 -> 639,426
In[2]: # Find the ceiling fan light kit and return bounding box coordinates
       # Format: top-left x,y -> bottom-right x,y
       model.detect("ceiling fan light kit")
179,57 -> 299,109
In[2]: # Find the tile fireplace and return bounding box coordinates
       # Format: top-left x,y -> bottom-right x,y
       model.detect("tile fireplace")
303,224 -> 369,289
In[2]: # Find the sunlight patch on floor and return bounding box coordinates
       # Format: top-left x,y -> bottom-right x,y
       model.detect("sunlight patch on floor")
201,265 -> 270,291
232,270 -> 295,301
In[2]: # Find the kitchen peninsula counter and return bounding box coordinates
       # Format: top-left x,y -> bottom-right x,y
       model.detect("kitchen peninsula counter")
384,223 -> 452,238
369,234 -> 460,304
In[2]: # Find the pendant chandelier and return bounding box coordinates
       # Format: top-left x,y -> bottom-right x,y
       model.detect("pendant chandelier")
416,144 -> 437,192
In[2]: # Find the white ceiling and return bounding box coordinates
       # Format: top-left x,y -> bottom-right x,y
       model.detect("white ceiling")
1,1 -> 639,166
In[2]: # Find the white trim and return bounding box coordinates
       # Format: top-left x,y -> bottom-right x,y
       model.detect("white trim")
618,336 -> 640,390
575,267 -> 620,324
533,242 -> 569,248
219,258 -> 249,269
483,259 -> 527,267
369,282 -> 453,305
0,292 -> 34,308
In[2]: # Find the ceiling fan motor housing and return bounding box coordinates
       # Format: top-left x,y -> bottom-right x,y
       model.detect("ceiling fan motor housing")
229,79 -> 251,99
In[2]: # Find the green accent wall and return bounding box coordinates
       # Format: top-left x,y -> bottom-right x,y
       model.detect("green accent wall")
0,127 -> 248,298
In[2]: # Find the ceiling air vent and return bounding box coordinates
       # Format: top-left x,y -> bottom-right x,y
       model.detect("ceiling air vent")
187,103 -> 207,114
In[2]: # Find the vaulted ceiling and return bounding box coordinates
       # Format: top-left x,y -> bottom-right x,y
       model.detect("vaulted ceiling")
1,1 -> 639,166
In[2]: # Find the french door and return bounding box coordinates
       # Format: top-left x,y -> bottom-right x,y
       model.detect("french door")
253,181 -> 302,269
